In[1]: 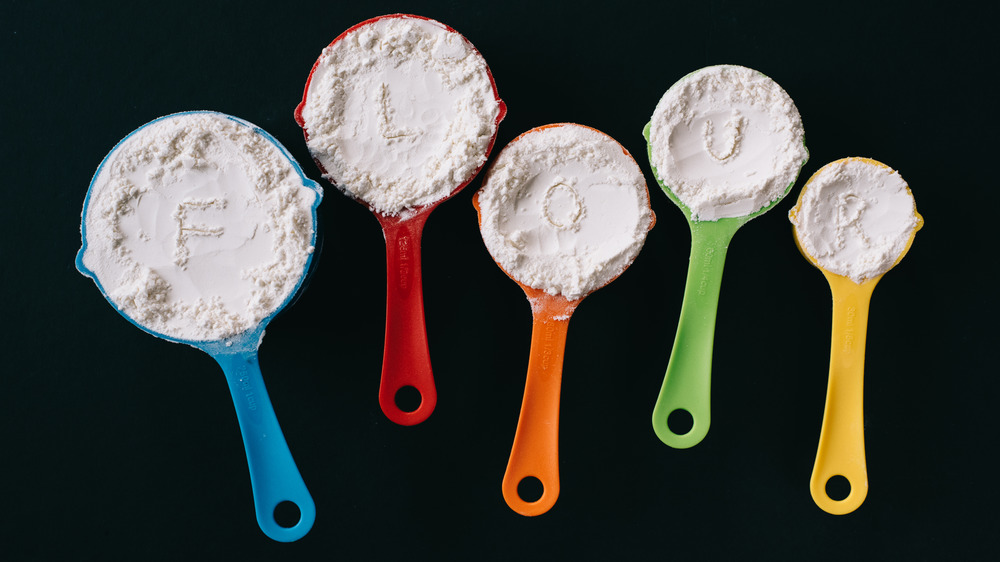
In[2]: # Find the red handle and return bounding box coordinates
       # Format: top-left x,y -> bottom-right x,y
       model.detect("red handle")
377,212 -> 437,425
297,15 -> 508,427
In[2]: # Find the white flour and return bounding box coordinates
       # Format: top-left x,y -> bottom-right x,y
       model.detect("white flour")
80,112 -> 320,342
477,124 -> 653,300
300,15 -> 500,215
648,65 -> 808,221
790,158 -> 919,284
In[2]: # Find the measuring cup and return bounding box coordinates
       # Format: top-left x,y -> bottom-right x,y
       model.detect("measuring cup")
474,123 -> 655,516
789,157 -> 922,515
644,65 -> 808,448
77,111 -> 321,542
295,14 -> 505,425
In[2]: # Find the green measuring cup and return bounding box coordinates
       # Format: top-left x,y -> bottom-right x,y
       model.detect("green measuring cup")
643,65 -> 808,448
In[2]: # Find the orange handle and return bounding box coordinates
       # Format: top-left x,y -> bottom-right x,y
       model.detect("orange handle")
502,291 -> 577,516
377,212 -> 437,425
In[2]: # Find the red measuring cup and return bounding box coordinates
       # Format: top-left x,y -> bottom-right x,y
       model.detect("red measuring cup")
295,14 -> 505,425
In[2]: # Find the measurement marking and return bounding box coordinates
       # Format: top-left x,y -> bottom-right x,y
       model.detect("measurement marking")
843,306 -> 856,353
540,323 -> 555,371
236,364 -> 257,411
697,247 -> 715,295
397,234 -> 412,292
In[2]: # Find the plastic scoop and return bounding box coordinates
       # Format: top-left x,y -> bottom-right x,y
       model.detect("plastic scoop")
789,157 -> 922,515
295,14 -> 505,425
473,123 -> 654,516
644,65 -> 808,448
76,111 -> 321,542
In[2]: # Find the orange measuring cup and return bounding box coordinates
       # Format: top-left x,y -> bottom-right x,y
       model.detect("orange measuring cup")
473,123 -> 654,515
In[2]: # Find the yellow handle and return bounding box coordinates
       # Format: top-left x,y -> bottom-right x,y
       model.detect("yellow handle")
810,273 -> 878,514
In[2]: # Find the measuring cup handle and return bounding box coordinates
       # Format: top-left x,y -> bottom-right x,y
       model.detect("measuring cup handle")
651,221 -> 740,448
502,299 -> 575,516
379,215 -> 437,425
215,351 -> 316,541
810,277 -> 876,514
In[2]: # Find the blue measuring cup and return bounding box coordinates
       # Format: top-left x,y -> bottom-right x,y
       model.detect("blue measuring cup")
76,111 -> 321,542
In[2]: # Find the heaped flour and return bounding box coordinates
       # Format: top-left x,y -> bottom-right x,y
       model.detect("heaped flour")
648,65 -> 808,221
790,158 -> 919,284
79,112 -> 320,341
300,15 -> 500,215
477,124 -> 653,301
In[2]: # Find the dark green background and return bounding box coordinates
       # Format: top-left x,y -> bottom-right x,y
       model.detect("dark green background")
2,0 -> 993,558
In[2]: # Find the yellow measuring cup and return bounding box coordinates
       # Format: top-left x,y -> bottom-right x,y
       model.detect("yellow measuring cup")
789,157 -> 922,515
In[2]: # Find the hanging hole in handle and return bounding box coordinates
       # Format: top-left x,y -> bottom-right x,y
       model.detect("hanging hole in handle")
825,475 -> 851,501
394,385 -> 422,413
273,501 -> 301,528
517,477 -> 544,503
667,409 -> 694,435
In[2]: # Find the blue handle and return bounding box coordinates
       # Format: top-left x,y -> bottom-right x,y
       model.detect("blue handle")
213,350 -> 316,542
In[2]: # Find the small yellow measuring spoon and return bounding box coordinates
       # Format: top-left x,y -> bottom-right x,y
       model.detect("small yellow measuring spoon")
789,157 -> 922,515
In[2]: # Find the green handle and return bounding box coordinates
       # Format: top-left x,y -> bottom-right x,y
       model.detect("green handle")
652,218 -> 743,448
